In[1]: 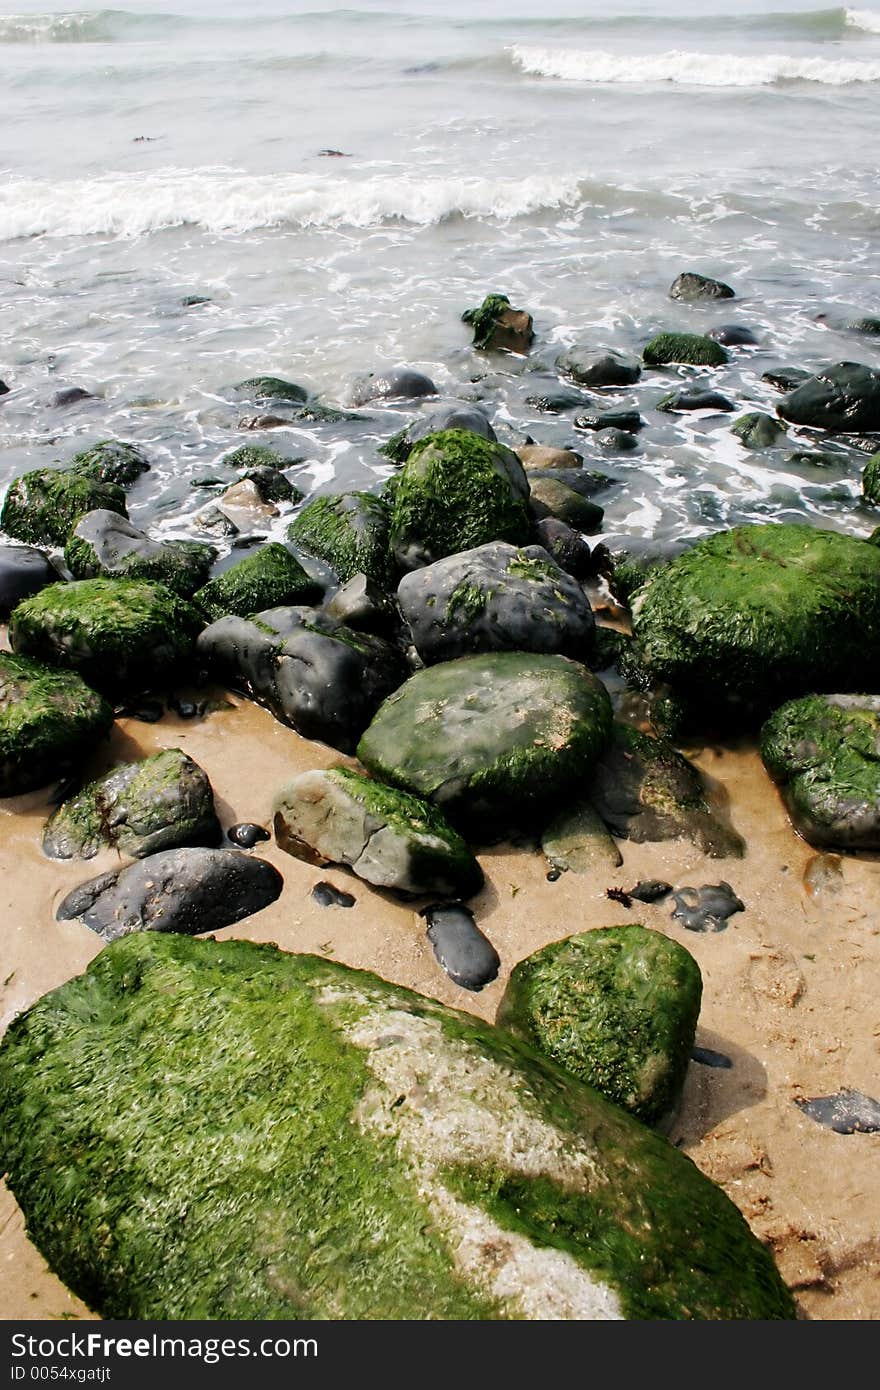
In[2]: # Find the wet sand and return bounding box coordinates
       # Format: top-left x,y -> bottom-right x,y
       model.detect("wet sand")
1,691 -> 878,1320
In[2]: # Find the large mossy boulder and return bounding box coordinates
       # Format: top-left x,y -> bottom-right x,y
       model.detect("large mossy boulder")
498,926 -> 702,1129
0,653 -> 112,796
193,543 -> 320,620
197,606 -> 406,753
777,361 -> 880,433
287,492 -> 393,586
0,932 -> 795,1320
397,541 -> 594,665
56,847 -> 282,942
273,767 -> 483,897
630,523 -> 880,718
43,748 -> 220,860
69,441 -> 150,488
65,511 -> 216,598
10,578 -> 203,694
761,693 -> 880,849
1,468 -> 127,547
388,429 -> 531,572
643,334 -> 728,368
381,405 -> 496,464
357,651 -> 613,835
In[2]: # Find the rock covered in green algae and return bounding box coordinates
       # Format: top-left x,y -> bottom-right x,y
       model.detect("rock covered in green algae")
273,767 -> 483,897
731,412 -> 787,449
498,926 -> 703,1130
233,376 -> 308,405
629,523 -> 880,720
589,724 -> 744,858
380,405 -> 496,464
287,492 -> 394,586
396,541 -> 595,666
0,932 -> 795,1320
193,542 -> 321,620
65,510 -> 216,598
462,293 -> 534,353
10,578 -> 204,694
56,847 -> 282,941
1,468 -> 127,548
358,651 -> 613,836
761,693 -> 880,849
861,452 -> 880,504
221,443 -> 299,472
43,748 -> 220,860
0,652 -> 112,796
642,333 -> 729,368
69,440 -> 150,488
777,361 -> 880,433
388,429 -> 531,573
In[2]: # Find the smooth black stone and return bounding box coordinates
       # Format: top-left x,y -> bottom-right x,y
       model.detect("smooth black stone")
52,387 -> 95,407
706,325 -> 759,347
311,881 -> 356,909
546,868 -> 562,882
117,700 -> 164,723
598,428 -> 639,452
691,1046 -> 734,1070
0,380 -> 9,396
227,822 -> 271,849
573,409 -> 642,434
795,1089 -> 880,1134
168,695 -> 202,719
0,545 -> 59,616
657,389 -> 736,414
629,880 -> 673,903
671,883 -> 745,933
421,902 -> 500,992
762,367 -> 810,392
524,390 -> 585,414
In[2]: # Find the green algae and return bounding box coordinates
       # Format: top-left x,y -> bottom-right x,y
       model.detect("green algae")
222,445 -> 295,471
461,293 -> 514,349
731,413 -> 788,449
235,376 -> 308,404
70,441 -> 150,488
862,453 -> 880,505
643,334 -> 729,368
0,652 -> 113,796
1,469 -> 128,547
287,493 -> 393,586
64,522 -> 216,600
194,543 -> 320,621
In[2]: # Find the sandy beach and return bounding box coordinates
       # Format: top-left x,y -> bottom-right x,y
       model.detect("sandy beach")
1,677 -> 877,1321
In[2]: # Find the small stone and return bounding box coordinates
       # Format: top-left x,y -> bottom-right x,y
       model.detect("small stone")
691,1046 -> 733,1069
421,902 -> 500,992
656,389 -> 735,414
227,822 -> 270,849
795,1089 -> 880,1134
762,367 -> 810,392
671,883 -> 744,933
311,881 -> 356,909
516,444 -> 583,471
629,880 -> 673,903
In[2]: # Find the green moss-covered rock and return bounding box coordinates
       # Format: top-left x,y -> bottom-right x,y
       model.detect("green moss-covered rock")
221,444 -> 297,471
731,412 -> 787,449
0,932 -> 794,1319
630,523 -> 880,718
43,748 -> 220,860
589,724 -> 744,857
777,361 -> 880,433
10,578 -> 203,694
0,652 -> 113,796
1,468 -> 127,547
643,334 -> 729,368
498,926 -> 702,1129
234,376 -> 308,404
380,407 -> 496,465
274,767 -> 483,897
287,492 -> 393,586
358,651 -> 613,835
462,293 -> 534,353
761,693 -> 880,849
65,511 -> 216,599
541,800 -> 622,875
70,441 -> 150,489
862,452 -> 880,504
389,429 -> 531,572
194,543 -> 320,621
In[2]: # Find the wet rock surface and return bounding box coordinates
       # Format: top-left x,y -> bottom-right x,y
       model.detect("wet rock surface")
421,901 -> 500,991
671,882 -> 745,933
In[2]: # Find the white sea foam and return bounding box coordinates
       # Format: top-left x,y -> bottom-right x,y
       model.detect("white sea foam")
0,168 -> 586,240
845,7 -> 880,32
0,9 -> 171,42
510,44 -> 880,86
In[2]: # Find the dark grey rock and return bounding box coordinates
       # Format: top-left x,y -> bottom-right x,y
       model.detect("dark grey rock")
762,367 -> 811,392
349,367 -> 437,407
524,390 -> 585,414
692,1047 -> 733,1069
656,389 -> 735,414
795,1089 -> 880,1134
311,881 -> 356,909
705,325 -> 757,346
56,846 -> 283,941
381,404 -> 495,463
65,510 -> 216,599
556,348 -> 642,389
0,546 -> 60,617
573,409 -> 642,434
777,361 -> 880,433
669,272 -> 734,302
532,518 -> 594,579
323,573 -> 401,638
671,883 -> 745,933
597,428 -> 639,452
421,902 -> 500,991
52,387 -> 95,407
227,822 -> 270,849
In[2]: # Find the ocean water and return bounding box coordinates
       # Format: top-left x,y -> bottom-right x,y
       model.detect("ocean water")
1,0 -> 879,555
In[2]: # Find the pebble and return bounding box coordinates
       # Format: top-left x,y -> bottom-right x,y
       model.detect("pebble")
629,880 -> 673,903
227,823 -> 270,850
795,1089 -> 880,1135
672,882 -> 745,932
691,1046 -> 734,1069
311,881 -> 356,909
420,902 -> 500,992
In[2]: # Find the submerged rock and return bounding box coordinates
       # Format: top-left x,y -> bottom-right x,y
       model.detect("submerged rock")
499,925 -> 702,1129
629,523 -> 880,720
589,725 -> 743,857
56,847 -> 282,941
671,883 -> 744,933
731,412 -> 787,449
358,650 -> 613,835
274,767 -> 483,898
643,334 -> 728,368
0,932 -> 795,1319
541,800 -> 623,875
556,348 -> 641,389
233,376 -> 308,405
573,408 -> 642,434
462,293 -> 533,354
397,541 -> 595,665
777,362 -> 880,433
421,901 -> 499,990
0,653 -> 112,796
70,440 -> 151,488
65,510 -> 216,598
669,272 -> 735,302
795,1089 -> 880,1135
0,545 -> 59,616
656,388 -> 735,413
705,324 -> 758,346
194,543 -> 321,620
349,367 -> 437,407
10,578 -> 203,694
1,468 -> 127,548
761,693 -> 880,849
389,429 -> 531,572
43,748 -> 220,860
762,366 -> 810,392
288,492 -> 394,586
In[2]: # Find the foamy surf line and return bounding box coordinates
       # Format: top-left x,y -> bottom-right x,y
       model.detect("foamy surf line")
510,44 -> 880,86
846,7 -> 880,32
0,169 -> 586,239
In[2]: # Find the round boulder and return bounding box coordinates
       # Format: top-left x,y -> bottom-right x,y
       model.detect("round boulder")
0,652 -> 113,796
